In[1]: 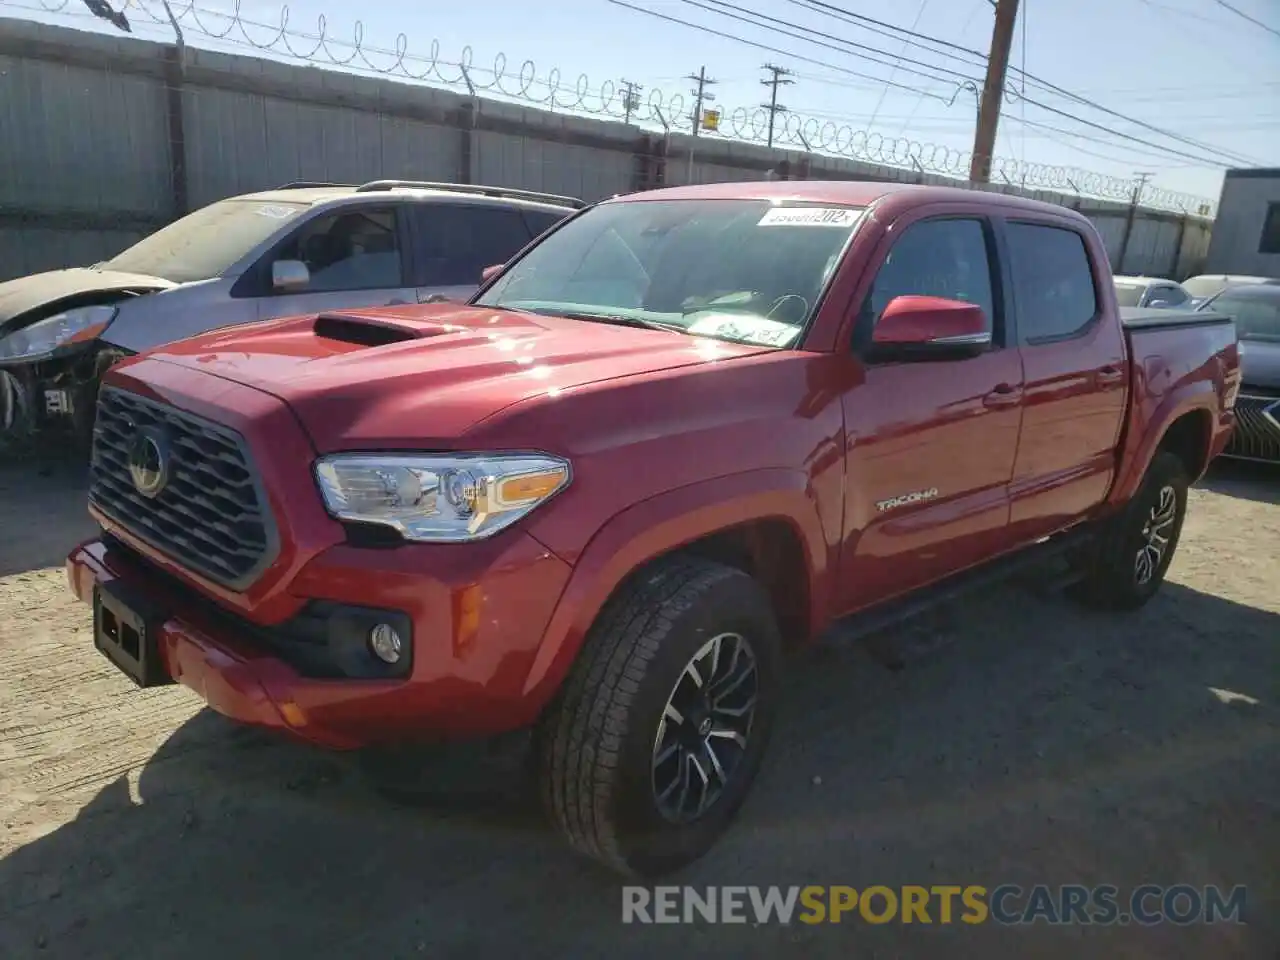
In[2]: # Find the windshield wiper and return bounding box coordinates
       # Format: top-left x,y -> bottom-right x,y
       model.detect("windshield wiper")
553,310 -> 688,334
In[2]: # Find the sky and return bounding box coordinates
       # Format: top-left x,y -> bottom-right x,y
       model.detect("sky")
5,0 -> 1279,208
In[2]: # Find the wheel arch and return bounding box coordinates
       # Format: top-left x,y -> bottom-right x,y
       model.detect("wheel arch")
520,468 -> 834,711
1111,385 -> 1218,505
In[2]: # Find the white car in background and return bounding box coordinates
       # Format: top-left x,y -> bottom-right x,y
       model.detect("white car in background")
0,180 -> 582,446
1112,275 -> 1194,310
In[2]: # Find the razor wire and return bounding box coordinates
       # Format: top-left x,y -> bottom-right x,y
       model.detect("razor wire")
15,0 -> 1218,215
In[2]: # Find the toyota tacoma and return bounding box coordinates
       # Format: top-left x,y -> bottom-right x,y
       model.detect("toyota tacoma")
66,181 -> 1239,876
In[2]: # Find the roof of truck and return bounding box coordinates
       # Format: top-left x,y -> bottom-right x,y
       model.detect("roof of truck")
610,179 -> 1091,220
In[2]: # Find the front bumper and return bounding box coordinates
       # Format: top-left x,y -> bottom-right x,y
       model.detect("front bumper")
1223,392 -> 1280,463
0,346 -> 124,442
68,529 -> 573,750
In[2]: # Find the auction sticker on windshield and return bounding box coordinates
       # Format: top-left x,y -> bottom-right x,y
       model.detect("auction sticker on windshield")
686,313 -> 802,347
757,207 -> 860,227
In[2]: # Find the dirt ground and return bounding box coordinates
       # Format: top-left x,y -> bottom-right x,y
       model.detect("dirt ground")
0,454 -> 1276,959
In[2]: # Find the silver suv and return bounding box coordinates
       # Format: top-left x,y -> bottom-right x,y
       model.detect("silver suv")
0,180 -> 582,444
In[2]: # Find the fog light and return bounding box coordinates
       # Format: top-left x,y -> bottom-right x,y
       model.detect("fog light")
368,622 -> 404,664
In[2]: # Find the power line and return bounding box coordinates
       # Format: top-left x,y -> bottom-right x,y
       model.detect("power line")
866,0 -> 932,128
783,0 -> 1265,166
635,0 -> 1261,168
680,0 -> 982,88
605,0 -> 958,104
1211,0 -> 1280,39
786,0 -> 990,65
760,63 -> 795,147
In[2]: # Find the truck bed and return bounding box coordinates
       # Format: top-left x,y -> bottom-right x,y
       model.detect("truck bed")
1120,307 -> 1232,331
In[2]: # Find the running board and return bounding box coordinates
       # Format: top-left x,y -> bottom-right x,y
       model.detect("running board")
821,525 -> 1095,670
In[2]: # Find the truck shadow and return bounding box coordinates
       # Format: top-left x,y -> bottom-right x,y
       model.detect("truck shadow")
1197,458 -> 1279,505
0,457 -> 95,578
1,581 -> 1276,960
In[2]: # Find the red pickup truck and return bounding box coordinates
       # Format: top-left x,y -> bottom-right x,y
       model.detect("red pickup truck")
67,181 -> 1239,877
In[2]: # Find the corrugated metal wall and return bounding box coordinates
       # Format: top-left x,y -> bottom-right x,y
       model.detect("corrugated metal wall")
0,16 -> 1214,284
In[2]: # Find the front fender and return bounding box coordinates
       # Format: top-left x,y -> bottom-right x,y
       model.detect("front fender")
519,467 -> 832,710
1111,380 -> 1219,504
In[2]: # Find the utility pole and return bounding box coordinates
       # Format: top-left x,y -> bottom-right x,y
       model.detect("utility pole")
1118,172 -> 1154,273
620,79 -> 643,126
685,66 -> 717,183
760,63 -> 794,149
1132,171 -> 1153,206
969,0 -> 1020,184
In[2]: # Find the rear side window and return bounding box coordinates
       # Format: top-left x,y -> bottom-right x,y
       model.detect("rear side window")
415,205 -> 534,286
857,218 -> 996,347
1114,283 -> 1144,308
1006,223 -> 1098,343
521,209 -> 569,239
1153,285 -> 1188,306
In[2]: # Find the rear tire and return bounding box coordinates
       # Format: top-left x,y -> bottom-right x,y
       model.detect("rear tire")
535,556 -> 782,877
1072,451 -> 1189,611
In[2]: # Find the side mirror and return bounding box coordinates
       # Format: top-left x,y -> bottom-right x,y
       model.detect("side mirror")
869,295 -> 991,361
272,259 -> 310,292
480,263 -> 505,284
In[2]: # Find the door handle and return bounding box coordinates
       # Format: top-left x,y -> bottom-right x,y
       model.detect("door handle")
1096,364 -> 1123,385
983,383 -> 1023,408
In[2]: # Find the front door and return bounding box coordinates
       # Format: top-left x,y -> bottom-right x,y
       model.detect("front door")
839,212 -> 1025,611
254,205 -> 418,320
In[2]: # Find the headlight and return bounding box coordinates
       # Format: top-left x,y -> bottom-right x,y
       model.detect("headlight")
314,453 -> 571,543
0,305 -> 118,363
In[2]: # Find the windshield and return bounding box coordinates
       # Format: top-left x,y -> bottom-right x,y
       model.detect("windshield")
474,199 -> 864,348
1182,276 -> 1227,299
1208,294 -> 1280,342
104,199 -> 307,283
1114,283 -> 1145,307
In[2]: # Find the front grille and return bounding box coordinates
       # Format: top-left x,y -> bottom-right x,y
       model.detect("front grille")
1226,393 -> 1280,463
90,387 -> 277,589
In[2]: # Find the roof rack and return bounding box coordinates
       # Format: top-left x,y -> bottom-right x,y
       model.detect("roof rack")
354,180 -> 586,209
275,180 -> 355,190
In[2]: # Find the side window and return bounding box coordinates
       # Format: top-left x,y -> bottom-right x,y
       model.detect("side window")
1161,285 -> 1189,306
1006,222 -> 1098,343
1260,202 -> 1280,255
416,205 -> 535,287
521,209 -> 569,239
270,207 -> 403,293
857,218 -> 996,345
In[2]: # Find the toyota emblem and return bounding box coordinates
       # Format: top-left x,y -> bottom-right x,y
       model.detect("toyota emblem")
128,427 -> 171,498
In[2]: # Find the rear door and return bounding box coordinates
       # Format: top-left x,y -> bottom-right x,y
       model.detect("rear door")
410,203 -> 538,302
839,206 -> 1025,608
1000,216 -> 1128,540
247,204 -> 418,320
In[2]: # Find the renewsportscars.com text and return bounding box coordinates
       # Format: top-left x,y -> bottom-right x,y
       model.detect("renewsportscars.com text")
621,884 -> 1247,926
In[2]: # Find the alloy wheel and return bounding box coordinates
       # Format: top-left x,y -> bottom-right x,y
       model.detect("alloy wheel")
651,631 -> 759,823
1134,484 -> 1177,586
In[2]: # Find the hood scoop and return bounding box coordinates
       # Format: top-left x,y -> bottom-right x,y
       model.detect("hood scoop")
313,312 -> 447,347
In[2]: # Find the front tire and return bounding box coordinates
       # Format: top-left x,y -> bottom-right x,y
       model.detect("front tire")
1072,451 -> 1189,611
535,556 -> 782,877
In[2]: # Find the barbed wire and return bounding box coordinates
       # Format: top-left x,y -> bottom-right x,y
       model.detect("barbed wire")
14,0 -> 1217,215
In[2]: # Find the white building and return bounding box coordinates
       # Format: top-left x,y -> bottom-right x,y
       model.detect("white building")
1204,168 -> 1280,278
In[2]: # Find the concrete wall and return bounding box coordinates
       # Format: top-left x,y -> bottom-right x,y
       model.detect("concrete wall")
1204,169 -> 1280,278
0,16 -> 1214,284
